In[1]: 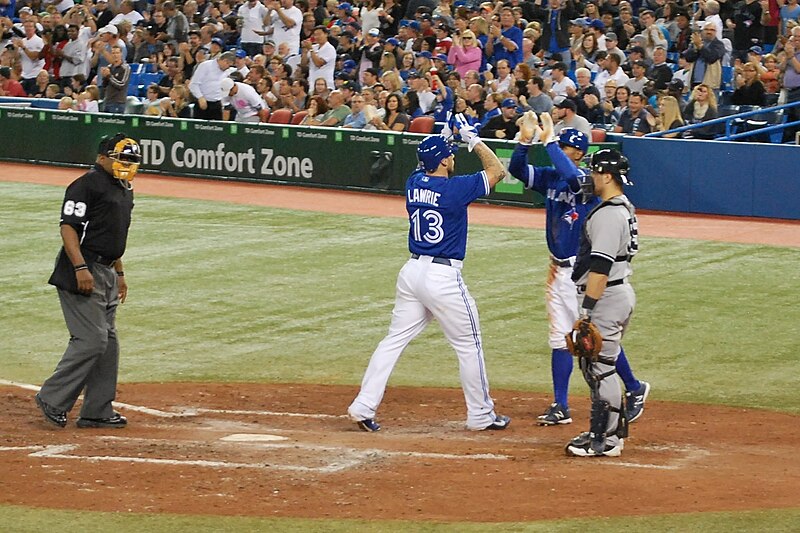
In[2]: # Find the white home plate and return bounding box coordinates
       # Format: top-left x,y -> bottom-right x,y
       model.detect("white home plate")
220,434 -> 289,442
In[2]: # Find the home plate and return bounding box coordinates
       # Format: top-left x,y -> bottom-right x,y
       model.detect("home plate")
220,434 -> 289,442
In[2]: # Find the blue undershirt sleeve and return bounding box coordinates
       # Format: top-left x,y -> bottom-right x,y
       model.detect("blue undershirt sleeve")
509,144 -> 533,188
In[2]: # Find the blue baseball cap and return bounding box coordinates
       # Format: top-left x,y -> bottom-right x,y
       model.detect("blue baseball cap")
435,53 -> 448,62
748,45 -> 763,55
589,19 -> 605,30
342,59 -> 357,69
558,128 -> 589,153
235,49 -> 247,58
570,17 -> 590,26
418,135 -> 458,171
408,20 -> 421,31
386,37 -> 399,46
338,2 -> 352,11
501,97 -> 517,108
416,50 -> 432,59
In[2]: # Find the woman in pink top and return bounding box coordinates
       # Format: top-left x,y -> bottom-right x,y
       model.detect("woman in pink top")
448,29 -> 483,77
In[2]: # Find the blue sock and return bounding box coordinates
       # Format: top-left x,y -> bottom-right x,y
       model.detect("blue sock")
552,348 -> 573,407
616,347 -> 641,392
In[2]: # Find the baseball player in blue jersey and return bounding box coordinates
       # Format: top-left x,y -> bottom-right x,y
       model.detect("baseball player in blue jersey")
508,111 -> 650,426
348,116 -> 511,432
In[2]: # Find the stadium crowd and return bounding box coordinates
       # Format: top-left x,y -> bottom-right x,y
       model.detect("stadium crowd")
1,0 -> 799,139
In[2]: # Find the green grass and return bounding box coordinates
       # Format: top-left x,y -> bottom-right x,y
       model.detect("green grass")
2,505 -> 800,532
2,181 -> 800,531
2,181 -> 800,412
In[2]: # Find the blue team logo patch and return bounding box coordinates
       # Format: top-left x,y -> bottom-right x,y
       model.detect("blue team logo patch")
421,177 -> 429,182
562,208 -> 580,226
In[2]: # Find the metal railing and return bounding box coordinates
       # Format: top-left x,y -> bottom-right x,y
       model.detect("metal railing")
645,100 -> 800,142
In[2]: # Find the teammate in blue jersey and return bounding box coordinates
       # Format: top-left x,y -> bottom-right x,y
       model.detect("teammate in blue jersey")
508,111 -> 650,426
348,116 -> 511,432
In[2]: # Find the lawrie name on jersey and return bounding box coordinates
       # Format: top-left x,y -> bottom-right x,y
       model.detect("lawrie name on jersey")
408,188 -> 442,207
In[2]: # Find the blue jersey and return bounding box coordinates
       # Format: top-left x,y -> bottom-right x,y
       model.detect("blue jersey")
508,143 -> 599,259
406,168 -> 490,260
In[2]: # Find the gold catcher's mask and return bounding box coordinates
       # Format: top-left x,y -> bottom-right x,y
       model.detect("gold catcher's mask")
100,133 -> 142,185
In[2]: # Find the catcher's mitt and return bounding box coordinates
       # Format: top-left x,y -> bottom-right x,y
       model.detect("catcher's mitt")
565,318 -> 603,360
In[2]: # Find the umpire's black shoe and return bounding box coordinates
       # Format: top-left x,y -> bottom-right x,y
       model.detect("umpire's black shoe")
35,393 -> 67,428
76,412 -> 127,428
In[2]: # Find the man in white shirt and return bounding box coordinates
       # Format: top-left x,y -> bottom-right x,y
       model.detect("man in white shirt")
301,25 -> 336,88
238,0 -> 269,58
548,62 -> 576,104
13,20 -> 46,94
593,53 -> 630,94
221,78 -> 268,122
189,51 -> 236,120
551,98 -> 592,137
109,0 -> 144,27
59,24 -> 88,83
267,0 -> 302,55
407,70 -> 436,113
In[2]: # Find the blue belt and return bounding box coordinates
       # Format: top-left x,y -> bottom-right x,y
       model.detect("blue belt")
411,253 -> 452,266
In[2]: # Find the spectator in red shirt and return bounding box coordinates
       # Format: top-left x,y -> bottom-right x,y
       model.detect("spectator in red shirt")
0,67 -> 28,97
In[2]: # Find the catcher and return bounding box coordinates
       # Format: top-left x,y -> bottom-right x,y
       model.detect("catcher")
564,148 -> 639,457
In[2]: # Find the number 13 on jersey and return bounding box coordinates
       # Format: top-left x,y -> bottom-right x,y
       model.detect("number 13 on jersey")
411,208 -> 444,244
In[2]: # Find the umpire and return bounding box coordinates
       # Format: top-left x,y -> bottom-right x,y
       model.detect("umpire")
35,133 -> 141,429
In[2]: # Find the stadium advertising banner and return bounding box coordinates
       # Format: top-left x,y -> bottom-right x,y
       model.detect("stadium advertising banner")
0,109 -> 549,206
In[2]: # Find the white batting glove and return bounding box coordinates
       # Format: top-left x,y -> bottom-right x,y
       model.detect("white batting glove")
518,110 -> 540,146
440,111 -> 454,140
540,111 -> 556,145
454,113 -> 481,152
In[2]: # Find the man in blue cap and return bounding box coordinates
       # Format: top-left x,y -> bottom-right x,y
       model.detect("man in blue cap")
481,97 -> 521,138
348,115 -> 511,433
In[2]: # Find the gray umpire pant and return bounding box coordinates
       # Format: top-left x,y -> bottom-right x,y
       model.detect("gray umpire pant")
39,263 -> 120,419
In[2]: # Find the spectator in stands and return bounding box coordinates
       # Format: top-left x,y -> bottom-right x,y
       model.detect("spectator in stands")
732,60 -> 767,104
548,61 -> 576,103
567,66 -> 601,116
682,83 -> 719,138
527,0 -> 577,63
611,85 -> 630,123
163,2 -> 189,44
143,83 -> 164,115
780,0 -> 800,35
684,20 -> 726,89
636,9 -> 668,59
653,94 -> 685,137
486,58 -> 514,94
647,46 -> 673,90
666,78 -> 688,111
75,84 -> 100,112
268,0 -> 303,55
30,69 -> 52,97
160,83 -> 192,118
613,4 -> 640,51
447,28 -> 482,76
58,95 -> 75,110
694,0 -> 724,38
486,6 -> 523,68
760,53 -> 781,93
189,50 -> 236,120
781,31 -> 800,140
552,97 -> 592,136
572,30 -> 602,72
605,32 -> 627,65
315,88 -> 351,126
481,96 -> 519,139
671,9 -> 692,55
626,59 -> 650,93
614,91 -> 653,135
221,77 -> 270,122
520,75 -> 553,114
12,20 -> 46,95
342,91 -> 367,127
93,0 -> 116,32
300,94 -> 328,124
99,45 -> 130,114
726,0 -> 763,63
302,25 -> 336,88
0,66 -> 26,97
593,52 -> 629,94
369,91 -> 410,131
59,25 -> 87,90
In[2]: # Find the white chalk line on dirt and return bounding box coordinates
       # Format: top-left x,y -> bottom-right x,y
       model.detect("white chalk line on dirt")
0,379 -> 192,419
184,407 -> 346,419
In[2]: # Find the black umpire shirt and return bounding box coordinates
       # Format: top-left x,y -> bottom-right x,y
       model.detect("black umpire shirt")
60,164 -> 134,261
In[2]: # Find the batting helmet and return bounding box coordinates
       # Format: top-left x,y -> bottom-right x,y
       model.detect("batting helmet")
558,128 -> 589,154
589,148 -> 632,185
417,135 -> 458,172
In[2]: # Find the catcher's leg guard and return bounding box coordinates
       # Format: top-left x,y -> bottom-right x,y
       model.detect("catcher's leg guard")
589,399 -> 611,454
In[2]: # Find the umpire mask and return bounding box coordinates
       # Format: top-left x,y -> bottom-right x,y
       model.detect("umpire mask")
101,134 -> 142,187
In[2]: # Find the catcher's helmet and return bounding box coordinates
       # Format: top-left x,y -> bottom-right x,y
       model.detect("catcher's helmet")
589,148 -> 632,185
417,134 -> 458,172
558,128 -> 589,154
99,133 -> 142,185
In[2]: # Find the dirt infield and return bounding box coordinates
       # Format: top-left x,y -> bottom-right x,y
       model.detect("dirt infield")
2,162 -> 800,522
3,382 -> 800,521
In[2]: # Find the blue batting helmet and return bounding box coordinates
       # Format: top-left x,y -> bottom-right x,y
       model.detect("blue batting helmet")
417,135 -> 458,172
558,128 -> 589,153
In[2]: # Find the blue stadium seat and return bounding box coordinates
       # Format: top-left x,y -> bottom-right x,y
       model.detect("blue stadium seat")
721,66 -> 735,91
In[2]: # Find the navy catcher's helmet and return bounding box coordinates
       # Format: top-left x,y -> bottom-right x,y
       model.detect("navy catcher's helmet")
417,135 -> 458,172
558,128 -> 589,154
589,148 -> 632,185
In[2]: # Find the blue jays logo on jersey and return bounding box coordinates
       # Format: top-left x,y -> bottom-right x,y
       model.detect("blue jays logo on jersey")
562,208 -> 580,227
